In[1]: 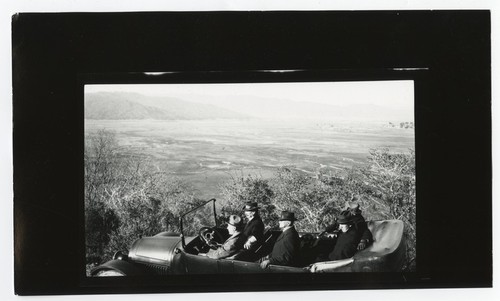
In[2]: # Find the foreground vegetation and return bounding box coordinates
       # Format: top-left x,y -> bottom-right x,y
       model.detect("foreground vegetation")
85,129 -> 416,273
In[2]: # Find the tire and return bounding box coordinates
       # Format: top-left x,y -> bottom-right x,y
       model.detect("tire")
95,269 -> 125,277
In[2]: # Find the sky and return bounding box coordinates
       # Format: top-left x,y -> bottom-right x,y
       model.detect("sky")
85,80 -> 414,109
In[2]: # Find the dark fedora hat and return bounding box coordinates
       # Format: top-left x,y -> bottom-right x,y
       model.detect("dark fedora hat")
228,215 -> 243,227
242,201 -> 260,211
279,211 -> 297,221
337,211 -> 354,224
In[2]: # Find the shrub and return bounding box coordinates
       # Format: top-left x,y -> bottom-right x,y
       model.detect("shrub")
84,130 -> 121,264
359,148 -> 416,270
85,129 -> 204,264
219,173 -> 277,225
103,175 -> 202,259
271,167 -> 343,232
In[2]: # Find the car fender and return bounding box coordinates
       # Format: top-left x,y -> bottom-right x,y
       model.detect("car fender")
91,259 -> 148,276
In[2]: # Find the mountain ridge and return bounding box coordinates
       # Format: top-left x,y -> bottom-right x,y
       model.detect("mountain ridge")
85,91 -> 413,122
84,92 -> 249,120
195,94 -> 413,121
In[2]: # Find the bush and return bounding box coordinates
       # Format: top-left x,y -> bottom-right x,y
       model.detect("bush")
84,130 -> 121,264
219,173 -> 277,225
85,129 -> 204,264
271,167 -> 343,232
103,174 -> 202,259
358,148 -> 416,270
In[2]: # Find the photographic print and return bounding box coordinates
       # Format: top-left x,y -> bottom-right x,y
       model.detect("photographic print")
13,10 -> 491,295
84,80 -> 415,277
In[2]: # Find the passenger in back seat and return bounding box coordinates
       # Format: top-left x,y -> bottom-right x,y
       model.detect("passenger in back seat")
327,211 -> 361,261
260,211 -> 300,269
346,199 -> 373,250
312,200 -> 373,262
321,199 -> 373,251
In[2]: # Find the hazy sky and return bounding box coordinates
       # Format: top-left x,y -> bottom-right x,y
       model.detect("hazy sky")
85,80 -> 414,109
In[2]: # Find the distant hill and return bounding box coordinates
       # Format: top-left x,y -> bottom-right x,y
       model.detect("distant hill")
198,95 -> 413,121
85,91 -> 413,122
84,92 -> 249,120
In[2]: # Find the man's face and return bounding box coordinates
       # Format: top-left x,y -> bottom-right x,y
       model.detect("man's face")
339,223 -> 351,233
279,220 -> 291,229
227,224 -> 236,235
244,210 -> 255,220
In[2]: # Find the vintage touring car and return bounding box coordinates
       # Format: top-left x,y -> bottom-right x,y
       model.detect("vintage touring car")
91,199 -> 406,276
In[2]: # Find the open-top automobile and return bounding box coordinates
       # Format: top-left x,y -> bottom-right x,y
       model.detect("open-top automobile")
91,199 -> 406,276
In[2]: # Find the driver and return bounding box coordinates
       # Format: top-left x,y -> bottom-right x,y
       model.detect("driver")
242,201 -> 265,251
205,215 -> 247,259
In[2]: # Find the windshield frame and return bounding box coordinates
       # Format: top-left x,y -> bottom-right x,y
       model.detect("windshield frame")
179,198 -> 218,248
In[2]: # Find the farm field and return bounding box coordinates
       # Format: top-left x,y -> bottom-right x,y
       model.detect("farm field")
85,118 -> 414,200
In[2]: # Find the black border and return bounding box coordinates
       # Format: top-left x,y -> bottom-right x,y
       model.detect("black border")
12,11 -> 491,295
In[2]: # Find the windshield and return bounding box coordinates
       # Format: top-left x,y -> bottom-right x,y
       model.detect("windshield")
180,199 -> 218,237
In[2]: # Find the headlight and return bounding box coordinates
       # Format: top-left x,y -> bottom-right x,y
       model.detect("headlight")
113,251 -> 128,261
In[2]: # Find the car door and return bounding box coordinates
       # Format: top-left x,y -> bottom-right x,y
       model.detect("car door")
179,252 -> 219,274
266,264 -> 308,273
232,260 -> 308,273
177,252 -> 308,274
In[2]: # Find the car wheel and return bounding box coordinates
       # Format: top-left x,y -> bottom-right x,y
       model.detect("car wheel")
95,269 -> 125,277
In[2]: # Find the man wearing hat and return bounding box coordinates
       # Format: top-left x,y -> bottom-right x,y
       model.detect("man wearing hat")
260,211 -> 300,269
242,201 -> 265,251
327,211 -> 362,261
322,199 -> 372,251
205,215 -> 247,259
344,199 -> 373,250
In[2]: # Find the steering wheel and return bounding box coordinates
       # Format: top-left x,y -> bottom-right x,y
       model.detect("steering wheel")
198,227 -> 224,249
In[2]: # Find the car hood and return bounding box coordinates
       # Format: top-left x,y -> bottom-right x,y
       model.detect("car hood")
128,234 -> 196,266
